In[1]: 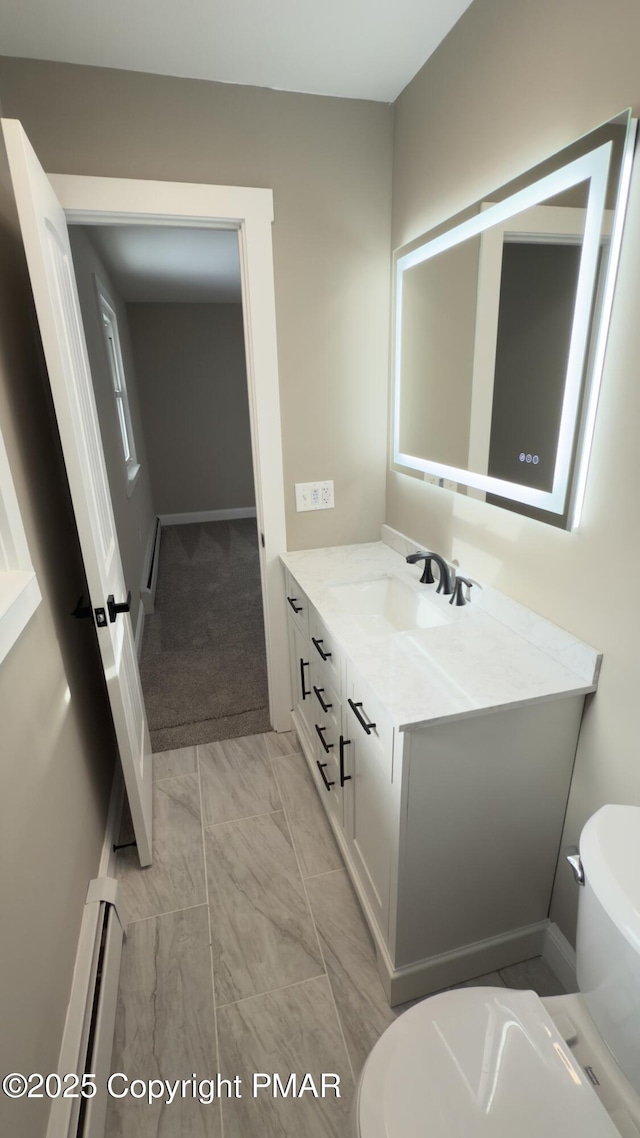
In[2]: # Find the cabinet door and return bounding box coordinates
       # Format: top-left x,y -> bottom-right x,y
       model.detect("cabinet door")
284,569 -> 310,638
310,663 -> 343,829
290,619 -> 314,742
344,674 -> 394,936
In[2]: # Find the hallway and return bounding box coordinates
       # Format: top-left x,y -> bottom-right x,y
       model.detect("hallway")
139,520 -> 270,751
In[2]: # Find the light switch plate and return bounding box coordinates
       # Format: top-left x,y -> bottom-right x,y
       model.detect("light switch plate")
295,480 -> 334,511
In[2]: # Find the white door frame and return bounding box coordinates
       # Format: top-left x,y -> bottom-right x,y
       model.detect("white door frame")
50,173 -> 290,732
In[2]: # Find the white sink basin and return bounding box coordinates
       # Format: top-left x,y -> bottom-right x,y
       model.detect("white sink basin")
328,576 -> 453,634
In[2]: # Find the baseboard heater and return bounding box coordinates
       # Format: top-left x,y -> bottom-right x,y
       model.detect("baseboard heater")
47,879 -> 127,1138
140,517 -> 161,616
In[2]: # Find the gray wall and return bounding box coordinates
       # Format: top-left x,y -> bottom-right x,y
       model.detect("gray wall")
0,57 -> 393,550
69,227 -> 156,632
127,302 -> 255,516
0,121 -> 116,1137
389,0 -> 640,942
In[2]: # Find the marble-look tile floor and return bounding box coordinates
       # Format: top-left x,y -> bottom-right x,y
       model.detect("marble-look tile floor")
108,731 -> 565,1137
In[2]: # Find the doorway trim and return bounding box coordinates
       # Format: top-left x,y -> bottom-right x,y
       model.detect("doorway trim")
50,172 -> 290,731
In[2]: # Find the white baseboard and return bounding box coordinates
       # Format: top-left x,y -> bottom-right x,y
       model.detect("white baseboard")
159,507 -> 257,526
46,765 -> 125,1138
543,921 -> 578,993
134,601 -> 145,661
140,516 -> 161,617
385,921 -> 549,1006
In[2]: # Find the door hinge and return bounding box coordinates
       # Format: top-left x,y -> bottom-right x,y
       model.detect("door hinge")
261,532 -> 265,549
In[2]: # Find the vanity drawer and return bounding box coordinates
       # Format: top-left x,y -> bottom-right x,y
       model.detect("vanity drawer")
345,661 -> 394,769
284,568 -> 310,638
310,663 -> 343,827
310,663 -> 340,730
309,608 -> 342,696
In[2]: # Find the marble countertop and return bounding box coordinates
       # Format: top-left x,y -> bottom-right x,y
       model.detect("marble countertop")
281,531 -> 601,733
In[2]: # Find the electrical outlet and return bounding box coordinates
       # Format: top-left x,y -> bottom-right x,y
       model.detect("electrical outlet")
320,480 -> 334,508
295,480 -> 335,512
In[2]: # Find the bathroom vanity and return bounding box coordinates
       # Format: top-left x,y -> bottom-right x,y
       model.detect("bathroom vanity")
281,527 -> 601,1004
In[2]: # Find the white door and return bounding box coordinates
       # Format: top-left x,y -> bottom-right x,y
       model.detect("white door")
3,118 -> 153,866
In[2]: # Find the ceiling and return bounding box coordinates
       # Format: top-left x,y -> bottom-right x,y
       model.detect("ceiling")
80,225 -> 242,303
1,0 -> 473,103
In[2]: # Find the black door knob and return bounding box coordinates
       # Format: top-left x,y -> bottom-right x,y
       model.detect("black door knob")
71,596 -> 94,621
107,591 -> 132,623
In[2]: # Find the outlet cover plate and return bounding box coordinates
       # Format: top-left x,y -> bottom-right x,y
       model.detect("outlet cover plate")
295,480 -> 334,511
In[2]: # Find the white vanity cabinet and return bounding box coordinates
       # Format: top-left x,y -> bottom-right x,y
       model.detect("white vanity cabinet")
282,548 -> 599,1005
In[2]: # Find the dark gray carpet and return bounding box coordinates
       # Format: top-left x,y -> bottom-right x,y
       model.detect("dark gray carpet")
140,520 -> 271,752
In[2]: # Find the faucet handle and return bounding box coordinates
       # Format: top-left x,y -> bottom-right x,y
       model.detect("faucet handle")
450,576 -> 473,606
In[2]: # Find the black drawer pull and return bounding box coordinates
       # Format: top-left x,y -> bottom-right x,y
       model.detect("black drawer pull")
300,658 -> 310,699
317,761 -> 335,791
312,636 -> 332,661
287,595 -> 303,614
315,723 -> 334,753
339,736 -> 352,787
348,698 -> 376,735
313,685 -> 332,712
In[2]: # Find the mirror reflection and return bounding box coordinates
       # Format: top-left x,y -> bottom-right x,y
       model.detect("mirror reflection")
392,111 -> 635,528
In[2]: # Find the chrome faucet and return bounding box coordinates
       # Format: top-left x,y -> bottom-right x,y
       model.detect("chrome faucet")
406,550 -> 453,596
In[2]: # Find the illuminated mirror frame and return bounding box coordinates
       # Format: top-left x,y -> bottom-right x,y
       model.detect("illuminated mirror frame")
392,123 -> 636,527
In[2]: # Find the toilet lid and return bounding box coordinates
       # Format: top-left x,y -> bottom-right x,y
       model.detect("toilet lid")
357,987 -> 621,1138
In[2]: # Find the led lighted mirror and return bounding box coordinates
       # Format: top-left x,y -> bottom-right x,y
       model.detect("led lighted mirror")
392,111 -> 637,528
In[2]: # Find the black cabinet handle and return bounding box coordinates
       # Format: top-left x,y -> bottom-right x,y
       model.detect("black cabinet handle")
339,736 -> 352,787
287,595 -> 303,614
299,658 -> 310,699
348,698 -> 376,735
312,637 -> 332,661
107,591 -> 131,623
313,685 -> 332,712
317,761 -> 335,791
315,724 -> 334,753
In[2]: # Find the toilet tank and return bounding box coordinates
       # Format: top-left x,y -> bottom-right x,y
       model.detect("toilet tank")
577,805 -> 640,1097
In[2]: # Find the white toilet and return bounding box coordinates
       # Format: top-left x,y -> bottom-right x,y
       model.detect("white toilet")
353,805 -> 640,1137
